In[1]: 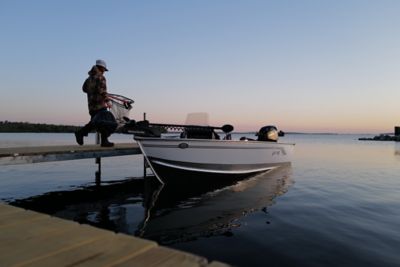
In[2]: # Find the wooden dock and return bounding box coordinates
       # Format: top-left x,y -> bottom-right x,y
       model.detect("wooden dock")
0,143 -> 142,166
0,203 -> 229,267
0,144 -> 230,266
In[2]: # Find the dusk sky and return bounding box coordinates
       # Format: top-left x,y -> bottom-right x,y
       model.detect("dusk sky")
1,1 -> 399,133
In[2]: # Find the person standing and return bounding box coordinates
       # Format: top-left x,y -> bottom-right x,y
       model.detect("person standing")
75,59 -> 115,147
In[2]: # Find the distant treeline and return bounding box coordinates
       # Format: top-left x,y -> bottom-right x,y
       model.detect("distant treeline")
0,121 -> 80,133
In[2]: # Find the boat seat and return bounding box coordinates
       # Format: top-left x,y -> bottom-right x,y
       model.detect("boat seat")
181,128 -> 220,139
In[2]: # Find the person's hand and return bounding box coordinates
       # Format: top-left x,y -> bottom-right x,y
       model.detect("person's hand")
105,99 -> 112,108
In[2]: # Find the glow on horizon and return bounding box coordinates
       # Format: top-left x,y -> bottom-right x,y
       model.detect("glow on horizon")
1,1 -> 400,134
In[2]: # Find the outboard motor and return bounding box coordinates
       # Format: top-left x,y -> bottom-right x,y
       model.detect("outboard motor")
257,125 -> 279,142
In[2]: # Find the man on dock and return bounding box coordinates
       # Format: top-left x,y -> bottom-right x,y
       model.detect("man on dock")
75,59 -> 116,147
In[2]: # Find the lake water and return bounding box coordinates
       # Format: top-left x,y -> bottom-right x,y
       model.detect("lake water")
1,133 -> 399,267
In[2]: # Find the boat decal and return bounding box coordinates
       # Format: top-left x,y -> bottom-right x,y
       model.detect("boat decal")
178,143 -> 189,149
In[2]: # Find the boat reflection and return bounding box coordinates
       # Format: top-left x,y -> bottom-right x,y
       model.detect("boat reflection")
137,165 -> 293,244
9,165 -> 293,245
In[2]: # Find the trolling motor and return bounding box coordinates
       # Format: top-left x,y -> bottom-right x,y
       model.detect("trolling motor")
122,118 -> 234,139
107,94 -> 234,138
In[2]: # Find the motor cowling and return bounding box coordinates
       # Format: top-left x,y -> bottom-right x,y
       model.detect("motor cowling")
257,125 -> 278,142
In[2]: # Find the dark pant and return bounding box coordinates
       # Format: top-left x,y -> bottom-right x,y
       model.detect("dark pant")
79,108 -> 108,136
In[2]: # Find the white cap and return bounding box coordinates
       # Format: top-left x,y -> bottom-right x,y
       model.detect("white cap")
96,59 -> 108,71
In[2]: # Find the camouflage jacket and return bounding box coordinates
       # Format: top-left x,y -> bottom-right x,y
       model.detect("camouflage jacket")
82,66 -> 108,113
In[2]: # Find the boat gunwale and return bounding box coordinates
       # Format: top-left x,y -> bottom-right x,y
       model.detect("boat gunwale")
134,136 -> 295,146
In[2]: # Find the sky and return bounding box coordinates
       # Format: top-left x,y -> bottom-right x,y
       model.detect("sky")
1,0 -> 400,134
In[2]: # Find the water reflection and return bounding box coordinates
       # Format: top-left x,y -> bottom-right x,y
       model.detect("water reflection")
10,178 -> 146,234
139,166 -> 293,244
10,166 -> 293,245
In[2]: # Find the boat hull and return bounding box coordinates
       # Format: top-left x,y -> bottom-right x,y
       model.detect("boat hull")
135,137 -> 294,182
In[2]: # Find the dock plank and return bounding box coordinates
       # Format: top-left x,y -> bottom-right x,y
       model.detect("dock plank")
0,143 -> 141,165
114,246 -> 208,267
0,204 -> 229,267
0,208 -> 45,227
1,221 -> 111,266
207,261 -> 232,267
29,234 -> 157,267
0,203 -> 26,215
1,214 -> 82,242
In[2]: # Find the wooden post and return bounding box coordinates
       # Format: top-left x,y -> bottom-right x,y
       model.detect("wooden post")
143,158 -> 148,178
143,112 -> 147,178
95,133 -> 101,185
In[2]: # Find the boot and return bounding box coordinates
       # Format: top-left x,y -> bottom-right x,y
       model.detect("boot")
75,121 -> 93,146
101,133 -> 114,147
74,130 -> 84,145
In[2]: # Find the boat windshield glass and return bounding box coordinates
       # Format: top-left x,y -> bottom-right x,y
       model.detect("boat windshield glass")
185,112 -> 209,126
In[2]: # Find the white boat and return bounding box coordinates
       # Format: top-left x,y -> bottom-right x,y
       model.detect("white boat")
135,136 -> 294,183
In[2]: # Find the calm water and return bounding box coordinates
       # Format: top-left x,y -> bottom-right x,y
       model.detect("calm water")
1,133 -> 399,267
